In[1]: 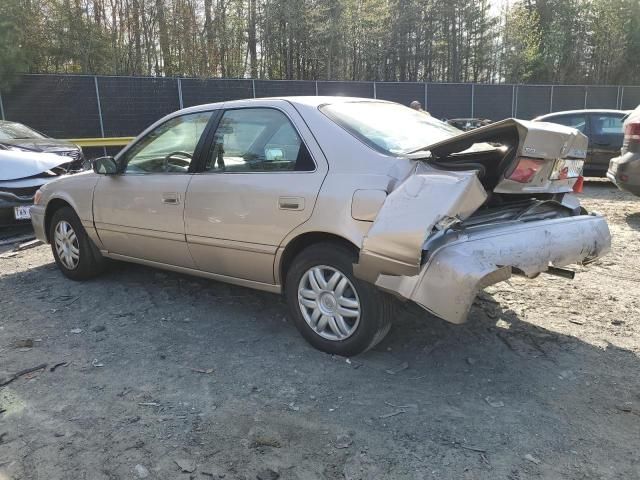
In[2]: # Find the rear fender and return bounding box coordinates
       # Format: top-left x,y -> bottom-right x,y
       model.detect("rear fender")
353,163 -> 487,283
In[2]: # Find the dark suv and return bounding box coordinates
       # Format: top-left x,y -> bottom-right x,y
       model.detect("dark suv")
533,109 -> 628,177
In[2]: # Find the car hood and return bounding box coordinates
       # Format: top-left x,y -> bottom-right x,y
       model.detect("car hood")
0,150 -> 72,181
0,137 -> 79,152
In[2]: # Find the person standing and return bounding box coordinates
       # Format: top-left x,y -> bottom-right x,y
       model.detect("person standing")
409,100 -> 431,116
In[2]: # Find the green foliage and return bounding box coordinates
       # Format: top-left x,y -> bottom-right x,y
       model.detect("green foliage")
1,0 -> 638,84
0,0 -> 29,89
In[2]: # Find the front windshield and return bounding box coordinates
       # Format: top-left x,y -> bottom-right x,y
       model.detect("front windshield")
320,101 -> 461,155
0,122 -> 46,140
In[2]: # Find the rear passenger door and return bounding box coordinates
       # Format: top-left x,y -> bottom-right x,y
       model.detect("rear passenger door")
184,101 -> 328,284
588,113 -> 625,173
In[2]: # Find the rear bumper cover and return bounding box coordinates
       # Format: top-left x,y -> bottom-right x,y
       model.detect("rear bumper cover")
607,152 -> 640,196
374,214 -> 611,324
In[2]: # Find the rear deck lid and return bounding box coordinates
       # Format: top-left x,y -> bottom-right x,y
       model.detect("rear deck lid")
409,118 -> 588,194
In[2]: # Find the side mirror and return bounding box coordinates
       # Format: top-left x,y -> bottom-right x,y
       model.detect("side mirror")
92,156 -> 119,175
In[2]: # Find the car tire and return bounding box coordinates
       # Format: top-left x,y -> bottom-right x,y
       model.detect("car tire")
49,206 -> 106,280
285,242 -> 394,356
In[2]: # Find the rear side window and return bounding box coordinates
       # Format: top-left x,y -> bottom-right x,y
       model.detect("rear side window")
591,114 -> 624,135
545,114 -> 587,133
320,101 -> 461,155
205,108 -> 314,173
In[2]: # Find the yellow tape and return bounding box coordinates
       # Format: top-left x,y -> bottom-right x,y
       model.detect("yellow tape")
64,137 -> 135,147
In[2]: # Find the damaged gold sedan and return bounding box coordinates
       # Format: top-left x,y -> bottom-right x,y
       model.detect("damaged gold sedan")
31,98 -> 610,356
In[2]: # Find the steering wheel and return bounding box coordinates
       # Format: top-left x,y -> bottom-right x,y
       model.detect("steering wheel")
163,151 -> 192,172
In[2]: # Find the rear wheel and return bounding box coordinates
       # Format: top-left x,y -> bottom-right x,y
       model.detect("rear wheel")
49,206 -> 105,280
285,242 -> 393,356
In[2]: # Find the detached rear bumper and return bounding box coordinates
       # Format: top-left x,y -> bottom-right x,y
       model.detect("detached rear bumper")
375,214 -> 611,324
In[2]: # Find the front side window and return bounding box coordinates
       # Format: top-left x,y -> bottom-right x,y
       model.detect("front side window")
123,111 -> 212,173
320,101 -> 461,155
591,114 -> 624,135
205,108 -> 314,172
546,114 -> 587,133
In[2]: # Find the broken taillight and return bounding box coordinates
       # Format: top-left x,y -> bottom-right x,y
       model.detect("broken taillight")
550,158 -> 584,180
624,120 -> 640,146
507,157 -> 545,183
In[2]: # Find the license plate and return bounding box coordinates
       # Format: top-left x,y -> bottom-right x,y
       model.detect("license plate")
14,205 -> 32,220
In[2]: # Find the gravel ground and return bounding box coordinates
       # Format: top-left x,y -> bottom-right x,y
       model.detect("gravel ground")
0,181 -> 639,480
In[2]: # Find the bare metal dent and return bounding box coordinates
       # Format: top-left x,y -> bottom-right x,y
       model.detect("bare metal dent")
353,163 -> 487,282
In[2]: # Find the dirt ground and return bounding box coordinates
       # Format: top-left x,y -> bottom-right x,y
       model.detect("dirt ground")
1,180 -> 639,480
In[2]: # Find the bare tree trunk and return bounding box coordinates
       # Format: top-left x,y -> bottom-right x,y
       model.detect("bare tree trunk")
132,0 -> 142,74
248,0 -> 258,78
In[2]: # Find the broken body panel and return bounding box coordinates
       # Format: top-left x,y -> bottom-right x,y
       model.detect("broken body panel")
354,118 -> 611,324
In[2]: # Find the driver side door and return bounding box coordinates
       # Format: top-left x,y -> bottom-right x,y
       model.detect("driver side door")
93,110 -> 214,267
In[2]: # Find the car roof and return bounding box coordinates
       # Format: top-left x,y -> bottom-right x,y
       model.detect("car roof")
179,96 -> 393,114
534,109 -> 630,120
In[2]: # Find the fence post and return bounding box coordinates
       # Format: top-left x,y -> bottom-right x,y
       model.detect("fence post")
373,81 -> 377,99
549,85 -> 554,112
583,87 -> 588,109
424,83 -> 428,112
252,79 -> 256,98
177,78 -> 184,109
616,86 -> 621,109
470,84 -> 475,118
512,85 -> 517,117
0,89 -> 5,120
94,76 -> 107,157
315,81 -> 319,96
620,86 -> 625,109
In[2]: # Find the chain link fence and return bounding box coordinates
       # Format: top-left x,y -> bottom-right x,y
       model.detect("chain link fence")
1,74 -> 639,140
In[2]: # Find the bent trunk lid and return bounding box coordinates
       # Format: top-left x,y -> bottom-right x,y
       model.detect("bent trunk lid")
414,118 -> 588,194
354,119 -> 589,282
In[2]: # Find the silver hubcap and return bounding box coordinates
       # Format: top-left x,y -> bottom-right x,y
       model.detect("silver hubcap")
54,220 -> 80,270
298,265 -> 361,341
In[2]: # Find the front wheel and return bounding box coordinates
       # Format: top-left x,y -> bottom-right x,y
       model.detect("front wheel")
49,206 -> 105,280
285,242 -> 393,356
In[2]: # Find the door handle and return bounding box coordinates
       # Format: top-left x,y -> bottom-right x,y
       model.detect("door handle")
278,196 -> 304,211
162,193 -> 181,205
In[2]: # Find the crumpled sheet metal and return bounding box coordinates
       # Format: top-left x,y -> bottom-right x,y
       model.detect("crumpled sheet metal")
353,164 -> 487,283
375,214 -> 611,324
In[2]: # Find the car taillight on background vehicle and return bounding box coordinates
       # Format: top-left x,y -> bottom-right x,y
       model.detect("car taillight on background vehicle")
624,120 -> 640,145
507,157 -> 545,183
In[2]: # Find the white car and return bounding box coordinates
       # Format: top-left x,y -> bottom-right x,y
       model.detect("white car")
0,150 -> 74,226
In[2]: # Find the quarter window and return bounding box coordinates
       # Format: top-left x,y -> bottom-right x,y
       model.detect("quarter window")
205,108 -> 314,172
122,111 -> 212,173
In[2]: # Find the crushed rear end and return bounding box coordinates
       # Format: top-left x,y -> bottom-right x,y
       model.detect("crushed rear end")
353,119 -> 611,323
